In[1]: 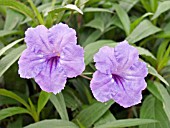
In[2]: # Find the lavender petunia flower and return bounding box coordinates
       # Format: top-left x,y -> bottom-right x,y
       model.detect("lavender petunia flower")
18,23 -> 85,94
90,41 -> 148,108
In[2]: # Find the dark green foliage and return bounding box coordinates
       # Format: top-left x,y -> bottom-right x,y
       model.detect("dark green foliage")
0,0 -> 170,127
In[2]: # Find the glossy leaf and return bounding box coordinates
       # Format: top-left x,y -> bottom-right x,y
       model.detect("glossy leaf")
82,30 -> 102,47
94,111 -> 116,126
24,119 -> 79,128
152,1 -> 170,20
131,12 -> 153,31
62,87 -> 82,111
147,64 -> 169,86
85,18 -> 105,32
140,95 -> 170,128
49,4 -> 83,15
37,91 -> 51,114
113,4 -> 130,35
155,82 -> 170,122
0,107 -> 30,121
65,4 -> 83,14
119,0 -> 139,12
50,93 -> 69,120
147,81 -> 162,101
74,100 -> 114,128
95,119 -> 157,128
136,46 -> 156,60
127,20 -> 161,43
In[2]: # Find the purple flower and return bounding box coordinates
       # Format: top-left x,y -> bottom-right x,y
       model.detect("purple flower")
18,23 -> 85,94
90,41 -> 148,108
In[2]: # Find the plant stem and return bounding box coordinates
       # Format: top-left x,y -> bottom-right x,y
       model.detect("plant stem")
80,74 -> 92,80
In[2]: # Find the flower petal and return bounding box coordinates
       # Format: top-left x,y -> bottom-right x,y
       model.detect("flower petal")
59,43 -> 85,78
90,71 -> 117,102
122,61 -> 148,80
34,60 -> 67,94
18,49 -> 46,79
48,23 -> 77,53
25,25 -> 52,53
114,40 -> 139,70
94,46 -> 118,74
90,71 -> 147,108
112,78 -> 146,108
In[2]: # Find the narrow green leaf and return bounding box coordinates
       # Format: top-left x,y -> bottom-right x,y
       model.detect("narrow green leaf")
84,40 -> 116,65
112,15 -> 124,30
140,0 -> 152,12
75,0 -> 89,7
152,1 -> 170,20
63,87 -> 82,111
95,111 -> 116,126
4,9 -> 24,30
0,38 -> 24,56
82,30 -> 102,47
139,95 -> 170,128
7,117 -> 23,128
0,0 -> 34,19
0,45 -> 26,77
156,32 -> 170,38
0,89 -> 30,110
71,78 -> 93,104
76,119 -> 86,128
28,98 -> 39,122
157,40 -> 169,62
0,30 -> 22,37
0,107 -> 30,121
49,4 -> 83,15
150,0 -> 158,12
0,95 -> 18,106
65,4 -> 83,14
147,81 -> 162,101
119,0 -> 139,12
147,64 -> 169,86
24,119 -> 79,128
27,0 -> 44,25
130,12 -> 153,31
75,100 -> 114,128
127,20 -> 161,43
50,93 -> 69,120
37,91 -> 51,114
95,119 -> 157,128
83,7 -> 113,13
85,18 -> 105,32
157,41 -> 170,71
113,4 -> 130,35
155,82 -> 170,122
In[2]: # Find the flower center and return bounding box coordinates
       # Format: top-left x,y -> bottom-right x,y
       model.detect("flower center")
57,53 -> 60,57
112,74 -> 124,85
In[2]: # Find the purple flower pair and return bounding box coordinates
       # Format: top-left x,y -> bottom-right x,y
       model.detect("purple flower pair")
18,23 -> 148,108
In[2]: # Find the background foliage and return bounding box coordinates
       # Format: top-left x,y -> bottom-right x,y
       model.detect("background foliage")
0,0 -> 170,127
